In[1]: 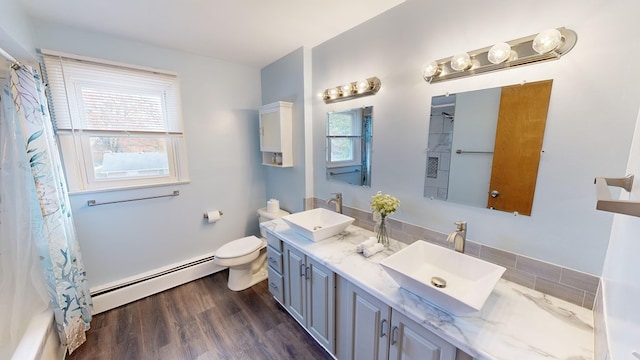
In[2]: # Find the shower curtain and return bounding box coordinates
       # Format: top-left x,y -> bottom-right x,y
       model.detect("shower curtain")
0,72 -> 50,358
0,64 -> 92,354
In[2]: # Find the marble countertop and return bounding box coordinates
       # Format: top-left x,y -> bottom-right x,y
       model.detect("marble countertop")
262,220 -> 594,360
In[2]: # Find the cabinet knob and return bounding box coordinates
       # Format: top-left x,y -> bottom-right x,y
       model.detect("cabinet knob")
490,190 -> 500,198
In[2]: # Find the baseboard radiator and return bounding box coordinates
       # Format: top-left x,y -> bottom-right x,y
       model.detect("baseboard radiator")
91,252 -> 225,314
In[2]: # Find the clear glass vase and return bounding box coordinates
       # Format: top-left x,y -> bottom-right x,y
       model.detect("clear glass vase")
376,215 -> 390,247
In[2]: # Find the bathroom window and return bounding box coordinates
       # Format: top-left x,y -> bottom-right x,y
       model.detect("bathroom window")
326,109 -> 362,167
41,50 -> 189,192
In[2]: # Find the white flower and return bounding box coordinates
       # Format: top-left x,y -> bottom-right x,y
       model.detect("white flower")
370,191 -> 400,217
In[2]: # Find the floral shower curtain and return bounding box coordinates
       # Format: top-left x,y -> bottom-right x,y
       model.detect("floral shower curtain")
9,64 -> 92,353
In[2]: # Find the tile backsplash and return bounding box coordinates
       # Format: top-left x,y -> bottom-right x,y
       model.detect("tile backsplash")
308,197 -> 599,310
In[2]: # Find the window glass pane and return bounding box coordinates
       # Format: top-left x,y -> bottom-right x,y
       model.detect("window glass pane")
90,136 -> 170,179
328,113 -> 355,136
330,138 -> 354,162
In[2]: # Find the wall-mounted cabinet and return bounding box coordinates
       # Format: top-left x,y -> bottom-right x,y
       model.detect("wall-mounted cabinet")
259,101 -> 293,167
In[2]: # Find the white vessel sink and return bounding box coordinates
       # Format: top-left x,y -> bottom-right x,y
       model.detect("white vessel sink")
380,240 -> 505,315
282,208 -> 354,242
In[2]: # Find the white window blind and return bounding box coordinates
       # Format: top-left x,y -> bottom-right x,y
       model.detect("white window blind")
41,51 -> 189,192
43,54 -> 182,133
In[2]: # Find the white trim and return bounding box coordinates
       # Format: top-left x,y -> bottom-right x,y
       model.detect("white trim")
303,47 -> 314,198
10,309 -> 65,360
90,252 -> 226,314
39,49 -> 178,76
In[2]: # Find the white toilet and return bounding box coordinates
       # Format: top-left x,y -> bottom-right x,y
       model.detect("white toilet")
214,207 -> 289,291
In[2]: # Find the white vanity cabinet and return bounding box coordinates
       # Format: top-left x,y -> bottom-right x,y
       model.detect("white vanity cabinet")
282,243 -> 335,353
336,276 -> 458,360
259,101 -> 293,167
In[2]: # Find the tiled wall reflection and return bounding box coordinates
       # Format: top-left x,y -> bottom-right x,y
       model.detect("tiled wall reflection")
310,197 -> 599,310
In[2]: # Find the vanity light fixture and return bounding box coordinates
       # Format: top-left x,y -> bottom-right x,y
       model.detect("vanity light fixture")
323,77 -> 381,104
423,27 -> 577,83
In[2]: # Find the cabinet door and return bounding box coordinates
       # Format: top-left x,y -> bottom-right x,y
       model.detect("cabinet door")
260,110 -> 281,151
283,244 -> 305,324
305,257 -> 335,353
388,310 -> 456,360
336,277 -> 391,360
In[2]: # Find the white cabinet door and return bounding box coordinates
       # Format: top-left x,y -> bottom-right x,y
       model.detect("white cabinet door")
336,277 -> 391,360
260,110 -> 281,151
306,256 -> 335,352
283,244 -> 306,324
282,243 -> 336,353
388,310 -> 456,360
338,277 -> 458,360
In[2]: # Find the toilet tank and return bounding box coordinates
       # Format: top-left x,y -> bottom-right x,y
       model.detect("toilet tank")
257,207 -> 290,237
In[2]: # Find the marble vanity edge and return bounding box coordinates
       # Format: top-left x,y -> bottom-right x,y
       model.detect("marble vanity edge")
308,197 -> 599,310
261,220 -> 594,360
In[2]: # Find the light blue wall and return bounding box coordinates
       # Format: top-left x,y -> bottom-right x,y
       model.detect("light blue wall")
0,0 -> 36,60
311,0 -> 640,275
261,47 -> 307,213
30,21 -> 265,288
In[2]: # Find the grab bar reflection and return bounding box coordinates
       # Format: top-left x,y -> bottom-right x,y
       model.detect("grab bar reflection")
87,190 -> 180,207
594,175 -> 640,217
455,149 -> 494,154
329,169 -> 360,176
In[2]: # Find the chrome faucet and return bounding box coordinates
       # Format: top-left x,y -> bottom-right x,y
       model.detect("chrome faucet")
447,221 -> 467,253
326,192 -> 343,214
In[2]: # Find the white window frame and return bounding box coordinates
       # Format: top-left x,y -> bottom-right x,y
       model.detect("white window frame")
41,50 -> 190,193
326,108 -> 362,168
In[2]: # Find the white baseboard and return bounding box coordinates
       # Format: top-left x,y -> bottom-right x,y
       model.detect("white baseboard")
91,253 -> 226,314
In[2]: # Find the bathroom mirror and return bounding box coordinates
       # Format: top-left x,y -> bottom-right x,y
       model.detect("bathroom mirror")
424,80 -> 553,215
326,106 -> 372,187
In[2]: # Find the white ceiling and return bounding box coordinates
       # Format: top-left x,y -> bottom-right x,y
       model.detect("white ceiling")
19,0 -> 405,68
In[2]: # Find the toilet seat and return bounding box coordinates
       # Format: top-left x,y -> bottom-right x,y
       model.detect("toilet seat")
216,236 -> 263,259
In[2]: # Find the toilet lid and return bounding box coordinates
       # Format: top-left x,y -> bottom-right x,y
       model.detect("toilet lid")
216,236 -> 263,259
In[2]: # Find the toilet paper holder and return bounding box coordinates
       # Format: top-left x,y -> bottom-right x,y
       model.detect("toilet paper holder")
203,210 -> 224,219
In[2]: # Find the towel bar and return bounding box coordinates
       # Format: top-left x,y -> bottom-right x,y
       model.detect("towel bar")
329,169 -> 360,176
455,149 -> 493,154
594,175 -> 640,217
87,190 -> 180,207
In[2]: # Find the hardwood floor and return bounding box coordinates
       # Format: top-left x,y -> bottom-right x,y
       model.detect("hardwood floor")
67,270 -> 333,360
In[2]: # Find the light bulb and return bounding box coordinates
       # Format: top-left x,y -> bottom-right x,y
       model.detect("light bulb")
532,28 -> 562,54
341,83 -> 353,94
450,53 -> 472,71
487,42 -> 512,64
327,88 -> 339,99
356,80 -> 370,93
423,61 -> 440,78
